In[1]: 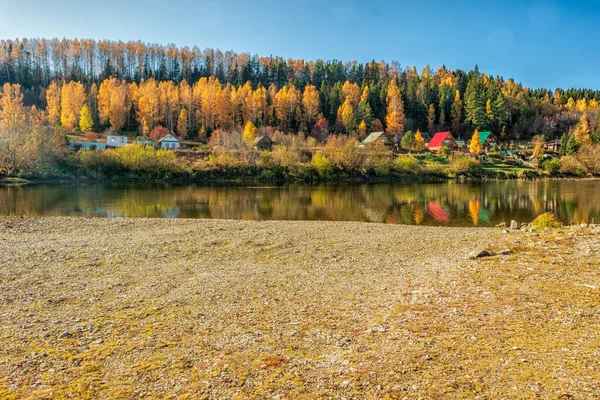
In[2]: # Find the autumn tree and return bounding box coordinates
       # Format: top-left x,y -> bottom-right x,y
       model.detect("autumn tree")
243,121 -> 256,146
177,108 -> 188,138
469,129 -> 483,154
357,120 -> 367,138
340,99 -> 356,133
98,77 -> 129,132
302,84 -> 319,128
46,80 -> 61,126
60,81 -> 86,130
0,83 -> 25,133
413,129 -> 426,152
79,104 -> 94,132
385,78 -> 405,135
149,125 -> 169,141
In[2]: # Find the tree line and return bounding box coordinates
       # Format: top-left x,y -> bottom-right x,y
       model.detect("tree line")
2,37 -> 600,140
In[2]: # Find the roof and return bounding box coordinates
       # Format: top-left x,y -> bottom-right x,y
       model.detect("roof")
428,132 -> 451,148
362,131 -> 386,144
478,131 -> 493,145
158,134 -> 180,142
253,135 -> 272,145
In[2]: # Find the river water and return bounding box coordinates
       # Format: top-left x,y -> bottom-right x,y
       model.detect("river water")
1,181 -> 599,226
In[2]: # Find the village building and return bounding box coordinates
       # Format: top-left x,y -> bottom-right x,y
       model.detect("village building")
427,131 -> 458,153
477,131 -> 497,150
361,131 -> 398,149
106,135 -> 128,148
253,135 -> 273,151
69,141 -> 107,151
158,134 -> 181,149
545,139 -> 561,153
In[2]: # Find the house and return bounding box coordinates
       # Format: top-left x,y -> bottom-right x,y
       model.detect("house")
253,135 -> 273,151
69,141 -> 107,151
427,131 -> 458,153
545,139 -> 561,153
361,131 -> 398,148
477,131 -> 497,150
106,135 -> 128,148
158,134 -> 181,149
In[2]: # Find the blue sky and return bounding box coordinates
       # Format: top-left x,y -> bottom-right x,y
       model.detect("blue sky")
1,0 -> 598,89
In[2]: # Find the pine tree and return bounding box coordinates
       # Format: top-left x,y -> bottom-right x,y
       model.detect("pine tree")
451,90 -> 462,135
465,77 -> 486,129
427,104 -> 435,134
79,104 -> 94,132
493,92 -> 508,127
401,130 -> 415,152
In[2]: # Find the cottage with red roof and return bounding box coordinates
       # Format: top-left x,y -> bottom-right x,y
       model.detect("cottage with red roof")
427,131 -> 458,153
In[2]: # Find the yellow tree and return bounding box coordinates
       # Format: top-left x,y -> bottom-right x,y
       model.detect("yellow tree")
177,108 -> 188,138
243,121 -> 256,147
385,78 -> 405,134
135,78 -> 160,134
0,83 -> 26,133
357,120 -> 367,138
302,84 -> 319,128
79,104 -> 94,132
413,129 -> 426,152
469,129 -> 483,154
60,81 -> 86,130
340,99 -> 356,133
45,80 -> 61,126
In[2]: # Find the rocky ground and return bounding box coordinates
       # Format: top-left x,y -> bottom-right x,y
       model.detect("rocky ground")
0,217 -> 599,399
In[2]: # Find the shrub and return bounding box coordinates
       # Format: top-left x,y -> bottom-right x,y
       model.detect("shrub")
272,144 -> 301,168
560,155 -> 587,176
447,154 -> 481,176
542,158 -> 561,175
324,135 -> 363,171
395,155 -> 420,174
440,145 -> 451,158
575,144 -> 600,175
311,152 -> 332,176
531,212 -> 562,230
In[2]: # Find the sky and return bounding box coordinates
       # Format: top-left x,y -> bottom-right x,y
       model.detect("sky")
1,0 -> 599,89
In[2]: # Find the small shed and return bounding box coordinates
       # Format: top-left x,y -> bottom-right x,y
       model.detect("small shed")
106,135 -> 128,148
158,134 -> 181,149
361,131 -> 398,148
253,135 -> 273,151
545,139 -> 561,153
478,131 -> 497,150
428,131 -> 458,153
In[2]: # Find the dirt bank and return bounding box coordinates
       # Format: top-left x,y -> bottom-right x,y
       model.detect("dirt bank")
0,217 -> 598,398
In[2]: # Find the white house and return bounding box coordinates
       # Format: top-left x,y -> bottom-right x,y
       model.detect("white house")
158,134 -> 181,149
106,135 -> 128,148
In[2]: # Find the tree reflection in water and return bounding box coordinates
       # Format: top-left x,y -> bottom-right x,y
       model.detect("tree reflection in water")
1,181 -> 600,226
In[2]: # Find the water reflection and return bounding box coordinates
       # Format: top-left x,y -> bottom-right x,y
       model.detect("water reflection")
1,181 -> 599,227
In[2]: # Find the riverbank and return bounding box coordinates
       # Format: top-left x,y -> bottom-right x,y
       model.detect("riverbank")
1,218 -> 599,398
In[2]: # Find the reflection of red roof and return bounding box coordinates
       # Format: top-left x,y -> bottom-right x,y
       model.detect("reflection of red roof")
428,132 -> 451,148
427,201 -> 449,222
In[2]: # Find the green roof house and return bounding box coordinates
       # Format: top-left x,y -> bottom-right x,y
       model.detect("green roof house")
478,131 -> 497,150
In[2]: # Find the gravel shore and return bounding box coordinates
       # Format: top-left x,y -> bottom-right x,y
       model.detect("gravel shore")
1,217 -> 598,398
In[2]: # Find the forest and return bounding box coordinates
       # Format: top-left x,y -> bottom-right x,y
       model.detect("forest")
2,37 -> 600,141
